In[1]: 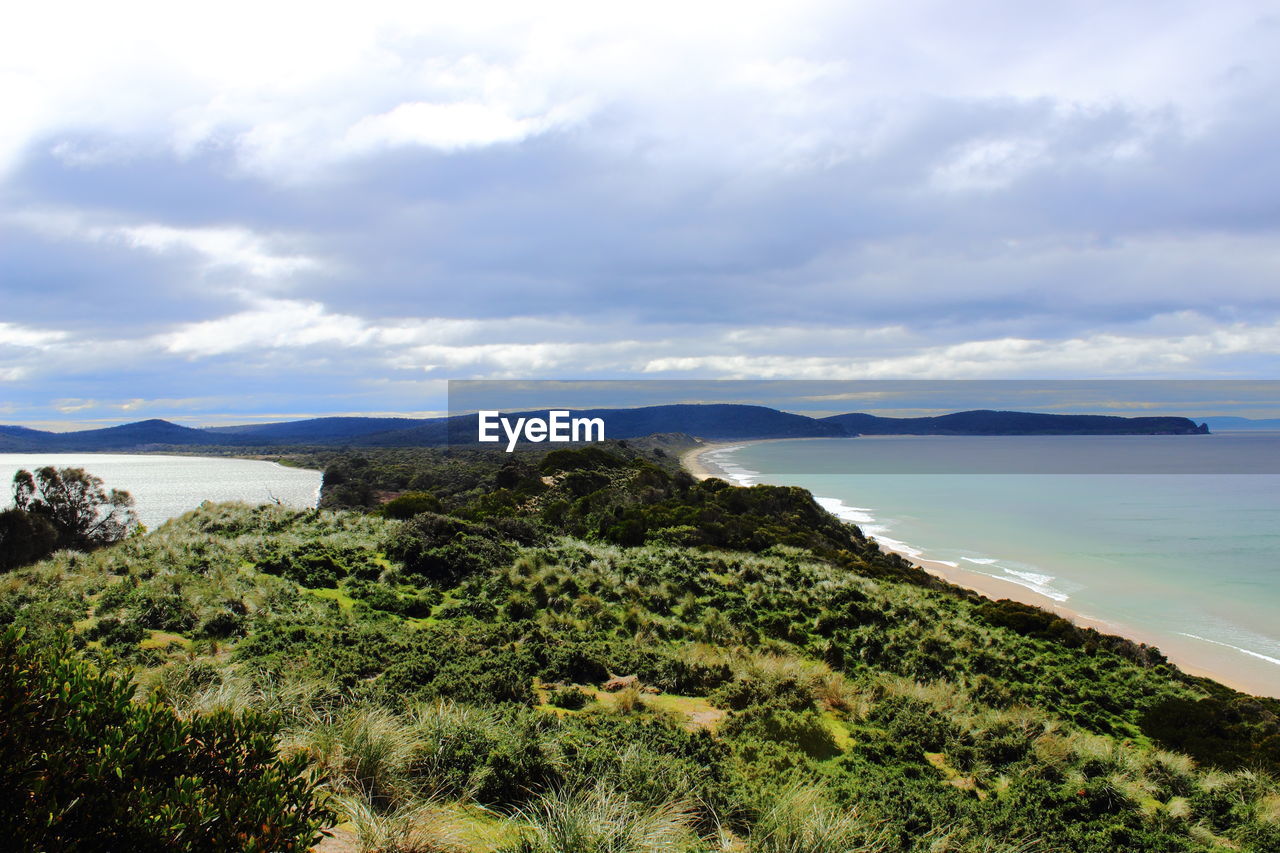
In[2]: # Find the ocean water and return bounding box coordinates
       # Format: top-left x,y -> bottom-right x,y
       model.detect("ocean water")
706,434 -> 1280,697
0,454 -> 322,532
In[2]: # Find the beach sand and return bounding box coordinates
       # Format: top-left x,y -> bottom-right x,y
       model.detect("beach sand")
680,440 -> 1273,697
679,440 -> 742,481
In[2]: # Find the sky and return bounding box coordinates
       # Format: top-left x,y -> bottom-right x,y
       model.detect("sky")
2,1 -> 1279,429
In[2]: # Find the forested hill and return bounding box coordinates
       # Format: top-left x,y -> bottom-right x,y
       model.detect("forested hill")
822,410 -> 1210,435
0,406 -> 1208,451
2,441 -> 1278,850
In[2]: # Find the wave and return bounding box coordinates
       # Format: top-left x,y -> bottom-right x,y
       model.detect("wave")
1178,632 -> 1280,668
994,568 -> 1070,602
722,447 -> 1072,601
703,447 -> 761,486
812,495 -> 925,558
813,496 -> 876,525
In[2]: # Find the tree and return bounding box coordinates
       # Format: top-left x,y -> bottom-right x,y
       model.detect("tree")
0,508 -> 58,571
11,466 -> 139,552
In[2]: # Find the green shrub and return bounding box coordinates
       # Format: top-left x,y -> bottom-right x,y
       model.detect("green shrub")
549,686 -> 592,710
0,626 -> 329,852
384,513 -> 516,585
86,616 -> 147,648
0,507 -> 58,571
199,608 -> 247,638
347,579 -> 439,618
378,491 -> 443,520
257,543 -> 349,587
132,587 -> 198,633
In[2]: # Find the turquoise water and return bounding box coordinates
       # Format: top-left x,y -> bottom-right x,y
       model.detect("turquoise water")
708,435 -> 1280,697
0,454 -> 322,532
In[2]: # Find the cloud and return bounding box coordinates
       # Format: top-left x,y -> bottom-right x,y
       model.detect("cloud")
8,211 -> 318,281
641,320 -> 1280,379
0,321 -> 67,349
342,101 -> 576,154
159,299 -> 371,356
2,2 -> 1280,423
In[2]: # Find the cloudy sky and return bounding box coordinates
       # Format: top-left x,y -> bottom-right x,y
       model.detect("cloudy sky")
2,1 -> 1279,428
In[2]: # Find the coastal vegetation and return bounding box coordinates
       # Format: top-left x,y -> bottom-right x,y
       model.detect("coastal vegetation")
1,444 -> 1277,851
1,466 -> 140,570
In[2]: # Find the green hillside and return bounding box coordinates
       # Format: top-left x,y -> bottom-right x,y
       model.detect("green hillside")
2,445 -> 1278,851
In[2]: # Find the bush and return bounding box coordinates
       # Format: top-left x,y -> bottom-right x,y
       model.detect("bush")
0,627 -> 329,852
378,491 -> 442,520
133,588 -> 198,633
257,543 -> 350,587
86,616 -> 147,648
548,686 -> 592,711
384,513 -> 516,585
346,580 -> 439,618
0,507 -> 58,571
199,609 -> 247,638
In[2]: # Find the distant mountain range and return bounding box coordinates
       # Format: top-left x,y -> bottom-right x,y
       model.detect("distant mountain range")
0,406 -> 1211,452
820,410 -> 1210,436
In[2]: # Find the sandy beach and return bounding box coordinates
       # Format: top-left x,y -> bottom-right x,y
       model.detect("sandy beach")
679,440 -> 747,481
681,440 -> 1274,697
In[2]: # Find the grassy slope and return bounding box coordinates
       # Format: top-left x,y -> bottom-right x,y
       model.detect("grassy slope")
1,446 -> 1279,852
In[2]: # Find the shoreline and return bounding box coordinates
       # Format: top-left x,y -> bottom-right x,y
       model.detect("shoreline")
681,439 -> 1276,698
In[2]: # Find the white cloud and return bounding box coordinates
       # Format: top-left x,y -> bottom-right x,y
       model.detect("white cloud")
642,320 -> 1280,379
342,101 -> 575,153
109,224 -> 318,278
2,1 -> 1273,179
0,321 -> 68,349
159,299 -> 371,356
7,211 -> 318,281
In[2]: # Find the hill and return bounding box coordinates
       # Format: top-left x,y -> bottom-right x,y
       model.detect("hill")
361,404 -> 844,447
206,416 -> 429,443
823,409 -> 1208,435
0,406 -> 1212,452
0,418 -> 216,451
2,442 -> 1276,851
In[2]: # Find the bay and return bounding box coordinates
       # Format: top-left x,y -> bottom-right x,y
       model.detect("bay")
0,453 -> 322,532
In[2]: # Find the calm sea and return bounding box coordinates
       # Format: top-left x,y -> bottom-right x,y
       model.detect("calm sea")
707,434 -> 1280,697
0,454 -> 322,531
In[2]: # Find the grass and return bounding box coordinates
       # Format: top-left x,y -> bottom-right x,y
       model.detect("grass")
308,586 -> 357,611
641,693 -> 726,732
820,712 -> 854,752
332,792 -> 472,853
500,783 -> 700,853
140,630 -> 189,650
746,782 -> 888,853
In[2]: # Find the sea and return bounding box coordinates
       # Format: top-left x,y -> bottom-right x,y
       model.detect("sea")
0,454 -> 322,532
702,433 -> 1280,697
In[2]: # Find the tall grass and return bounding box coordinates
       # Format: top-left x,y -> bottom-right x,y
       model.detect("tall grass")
331,793 -> 471,853
503,783 -> 700,853
289,706 -> 426,806
746,782 -> 888,853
